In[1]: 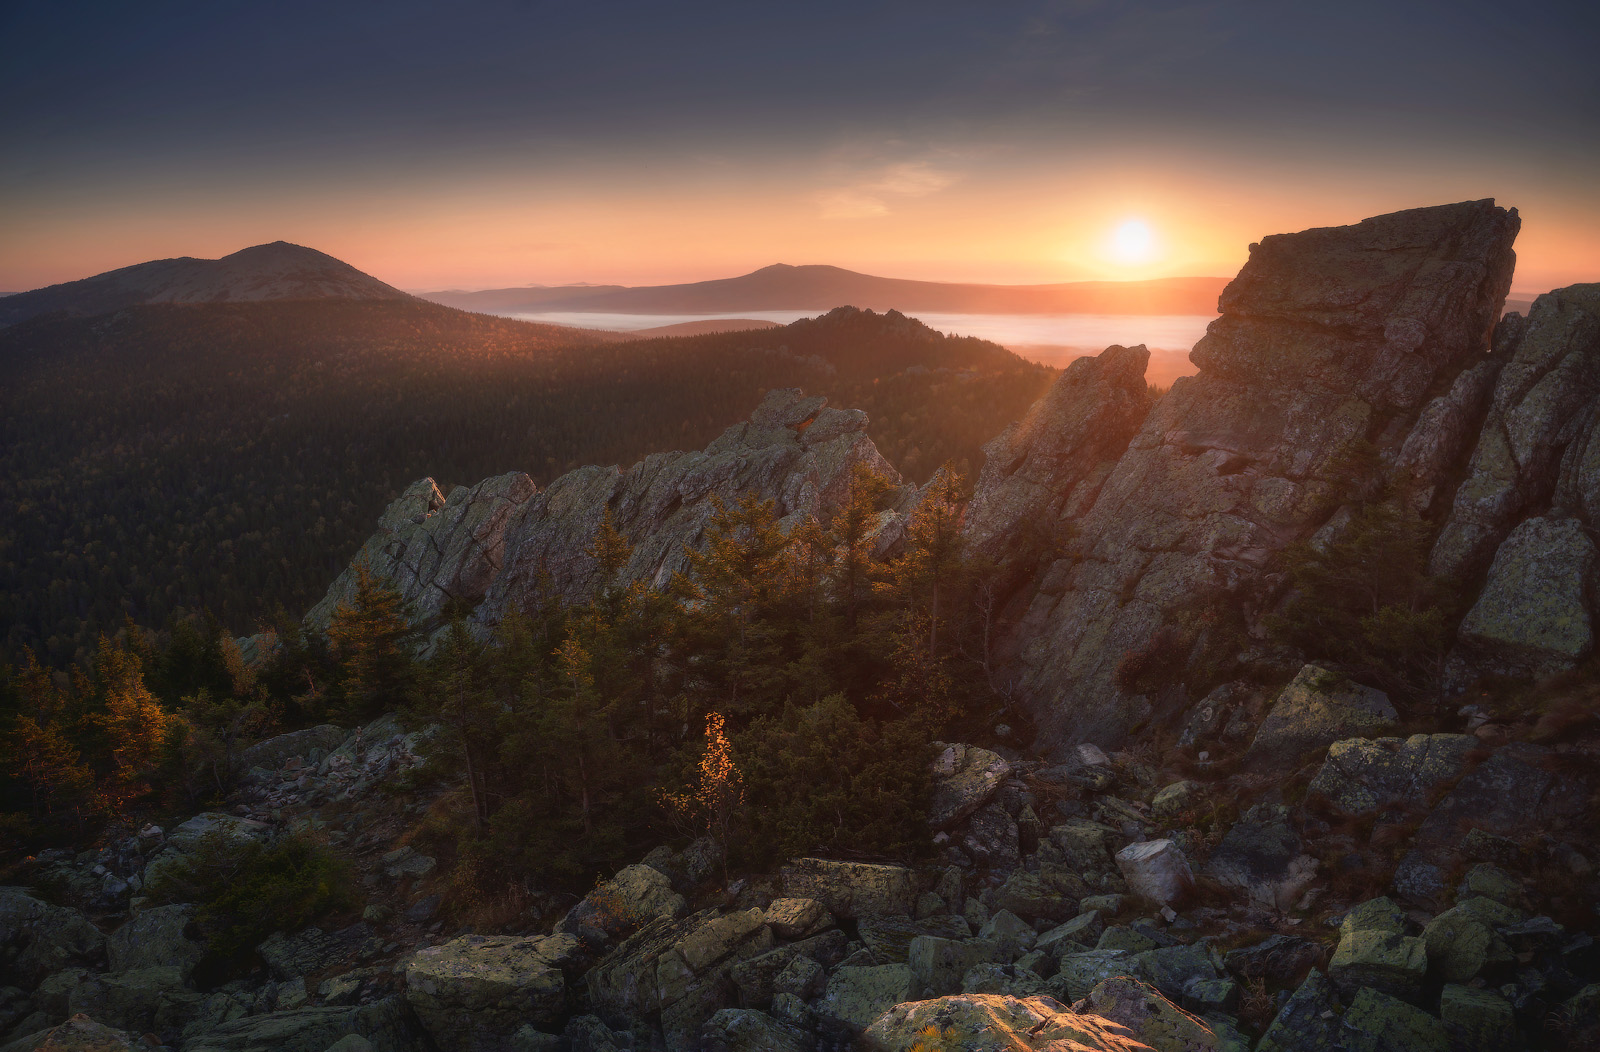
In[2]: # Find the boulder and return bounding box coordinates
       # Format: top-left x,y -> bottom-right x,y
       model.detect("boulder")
861,992 -> 1150,1052
258,925 -> 374,982
989,871 -> 1081,923
814,964 -> 916,1035
558,863 -> 687,942
1306,733 -> 1478,815
165,811 -> 273,854
1456,516 -> 1596,677
1221,935 -> 1324,987
1339,987 -> 1450,1052
771,954 -> 824,1000
1244,666 -> 1397,768
1419,898 -> 1518,982
908,935 -> 1001,996
961,803 -> 1021,869
1083,976 -> 1220,1051
1206,804 -> 1318,910
63,965 -> 195,1034
779,858 -> 915,919
1056,949 -> 1142,1001
105,902 -> 203,979
0,1014 -> 139,1052
1439,983 -> 1517,1051
980,201 -> 1519,750
727,929 -> 846,1005
404,933 -> 580,1052
979,911 -> 1038,961
239,725 -> 348,772
760,897 -> 832,939
928,743 -> 1011,828
180,996 -> 429,1052
1036,911 -> 1104,957
1255,970 -> 1344,1052
1130,943 -> 1222,1005
1114,839 -> 1194,906
0,888 -> 105,986
1328,929 -> 1427,1000
697,1008 -> 810,1052
1151,781 -> 1201,821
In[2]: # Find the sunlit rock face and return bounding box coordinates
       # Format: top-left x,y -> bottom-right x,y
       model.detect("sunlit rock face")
309,388 -> 913,641
986,200 -> 1519,753
473,387 -> 912,630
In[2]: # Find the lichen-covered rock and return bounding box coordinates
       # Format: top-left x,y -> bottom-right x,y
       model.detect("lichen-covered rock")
1221,935 -> 1324,988
1245,666 -> 1397,768
727,929 -> 846,1005
1328,929 -> 1427,1000
980,201 -> 1518,750
928,743 -> 1011,828
760,897 -> 832,939
814,963 -> 916,1035
257,925 -> 374,982
180,996 -> 430,1052
1456,515 -> 1596,677
0,888 -> 105,987
1307,733 -> 1477,816
779,858 -> 915,919
238,724 -> 348,772
1439,983 -> 1517,1051
1151,780 -> 1201,821
1339,987 -> 1450,1052
697,1008 -> 811,1052
1419,898 -> 1518,983
908,935 -> 1001,996
989,870 -> 1082,923
861,992 -> 1151,1052
404,934 -> 579,1052
1431,283 -> 1600,580
105,903 -> 202,979
1084,976 -> 1220,1051
62,966 -> 195,1034
305,472 -> 536,633
558,863 -> 687,942
1056,949 -> 1142,1001
963,343 -> 1154,566
1256,970 -> 1343,1052
1206,804 -> 1314,909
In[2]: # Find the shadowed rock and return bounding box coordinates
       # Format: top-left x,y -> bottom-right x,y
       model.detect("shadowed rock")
973,201 -> 1518,751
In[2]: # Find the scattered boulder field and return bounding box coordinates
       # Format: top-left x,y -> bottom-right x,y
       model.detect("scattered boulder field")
7,200 -> 1600,1050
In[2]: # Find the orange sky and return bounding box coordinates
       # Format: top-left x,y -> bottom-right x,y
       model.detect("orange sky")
6,143 -> 1594,297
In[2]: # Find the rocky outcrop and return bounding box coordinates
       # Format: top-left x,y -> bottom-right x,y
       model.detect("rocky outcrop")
0,888 -> 105,988
1243,665 -> 1398,769
404,933 -> 581,1052
308,389 -> 914,639
963,344 -> 1153,565
305,471 -> 536,632
1306,733 -> 1477,816
861,991 -> 1158,1051
1431,284 -> 1600,581
1456,515 -> 1597,677
969,201 -> 1518,750
476,388 -> 910,628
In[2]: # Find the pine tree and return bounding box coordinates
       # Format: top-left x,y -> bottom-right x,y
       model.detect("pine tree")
92,636 -> 170,803
327,565 -> 415,722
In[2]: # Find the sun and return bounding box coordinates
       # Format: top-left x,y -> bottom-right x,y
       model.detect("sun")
1109,218 -> 1157,265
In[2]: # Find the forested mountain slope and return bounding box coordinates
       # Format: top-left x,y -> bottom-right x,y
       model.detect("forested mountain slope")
0,299 -> 1052,666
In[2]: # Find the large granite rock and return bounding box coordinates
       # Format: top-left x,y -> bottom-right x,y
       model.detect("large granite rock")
1456,515 -> 1596,676
475,388 -> 912,629
963,344 -> 1153,566
0,888 -> 105,987
1244,665 -> 1397,769
1431,283 -> 1600,580
305,472 -> 536,632
180,996 -> 430,1052
697,1008 -> 811,1052
928,743 -> 1010,828
404,933 -> 580,1052
105,903 -> 203,979
1306,733 -> 1478,816
861,992 -> 1155,1051
1084,976 -> 1220,1051
779,858 -> 916,919
972,201 -> 1518,749
557,863 -> 687,943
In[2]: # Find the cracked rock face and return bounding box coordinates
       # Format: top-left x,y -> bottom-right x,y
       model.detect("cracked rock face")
306,471 -> 536,632
306,389 -> 912,640
977,200 -> 1518,752
474,388 -> 911,631
1431,283 -> 1600,581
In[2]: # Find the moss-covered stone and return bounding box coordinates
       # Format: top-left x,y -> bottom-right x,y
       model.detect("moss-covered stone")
404,934 -> 577,1052
1439,984 -> 1517,1051
1339,987 -> 1449,1052
1328,930 -> 1427,999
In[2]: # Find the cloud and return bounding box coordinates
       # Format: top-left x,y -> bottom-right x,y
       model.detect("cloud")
816,160 -> 957,220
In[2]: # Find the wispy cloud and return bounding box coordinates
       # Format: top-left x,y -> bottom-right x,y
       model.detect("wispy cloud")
816,161 -> 958,220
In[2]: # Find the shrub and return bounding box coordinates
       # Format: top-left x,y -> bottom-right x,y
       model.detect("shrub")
146,828 -> 353,967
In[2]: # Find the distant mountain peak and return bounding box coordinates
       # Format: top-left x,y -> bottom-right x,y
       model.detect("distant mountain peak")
1,242 -> 410,326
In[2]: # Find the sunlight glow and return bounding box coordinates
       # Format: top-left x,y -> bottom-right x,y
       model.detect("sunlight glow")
1110,218 -> 1157,264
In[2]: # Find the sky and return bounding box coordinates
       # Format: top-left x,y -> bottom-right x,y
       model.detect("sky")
2,0 -> 1597,294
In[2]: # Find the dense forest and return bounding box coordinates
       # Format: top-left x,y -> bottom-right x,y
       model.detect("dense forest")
0,464 -> 1000,907
0,299 -> 1053,668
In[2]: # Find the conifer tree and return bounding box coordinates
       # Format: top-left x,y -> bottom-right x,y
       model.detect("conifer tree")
92,636 -> 170,802
327,565 -> 415,722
